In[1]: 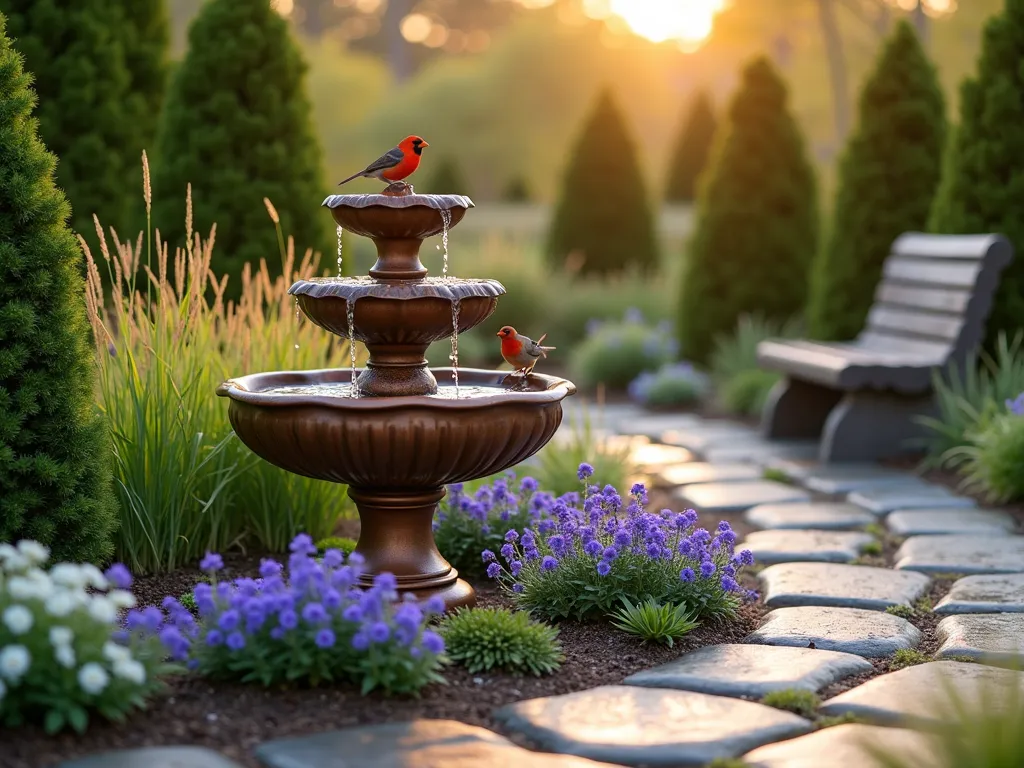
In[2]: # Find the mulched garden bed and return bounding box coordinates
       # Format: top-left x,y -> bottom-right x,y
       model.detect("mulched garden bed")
2,555 -> 765,768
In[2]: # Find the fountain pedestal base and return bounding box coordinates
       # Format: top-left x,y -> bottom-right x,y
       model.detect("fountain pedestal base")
347,486 -> 476,610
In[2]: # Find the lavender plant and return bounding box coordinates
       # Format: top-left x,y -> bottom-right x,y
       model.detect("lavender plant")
629,361 -> 709,409
182,535 -> 446,694
484,465 -> 756,622
434,474 -> 553,579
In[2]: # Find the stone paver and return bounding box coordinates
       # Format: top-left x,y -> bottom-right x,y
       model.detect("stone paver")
492,685 -> 811,767
742,724 -> 942,768
659,462 -> 763,487
741,529 -> 875,565
935,614 -> 1024,664
886,508 -> 1017,536
745,502 -> 875,531
627,443 -> 695,471
59,748 -> 244,768
759,562 -> 931,611
819,661 -> 1024,728
847,485 -> 975,515
613,413 -> 703,440
660,423 -> 761,454
705,440 -> 819,465
678,481 -> 811,513
935,573 -> 1024,614
801,464 -> 921,495
623,643 -> 872,699
745,606 -> 921,657
255,720 -> 614,768
895,535 -> 1024,575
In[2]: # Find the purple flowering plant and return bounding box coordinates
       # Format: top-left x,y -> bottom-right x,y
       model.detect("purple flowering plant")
181,534 -> 447,693
434,473 -> 557,579
483,464 -> 756,621
629,362 -> 709,409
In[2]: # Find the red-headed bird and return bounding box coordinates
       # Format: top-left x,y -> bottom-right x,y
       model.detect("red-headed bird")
497,326 -> 556,376
337,136 -> 429,187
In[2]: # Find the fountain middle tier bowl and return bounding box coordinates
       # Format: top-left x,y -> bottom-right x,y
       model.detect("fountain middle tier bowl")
215,367 -> 576,489
289,277 -> 505,345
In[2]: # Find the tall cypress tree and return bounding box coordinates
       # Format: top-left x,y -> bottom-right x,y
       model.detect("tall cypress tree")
545,86 -> 658,277
664,89 -> 717,203
677,57 -> 818,364
0,13 -> 118,562
808,20 -> 946,341
153,0 -> 332,296
929,0 -> 1024,347
0,0 -> 135,239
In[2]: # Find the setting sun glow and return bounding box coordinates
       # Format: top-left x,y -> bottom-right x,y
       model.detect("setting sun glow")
599,0 -> 728,50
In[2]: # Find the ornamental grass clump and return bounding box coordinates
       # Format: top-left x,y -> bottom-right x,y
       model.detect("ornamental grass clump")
609,598 -> 699,646
485,465 -> 756,622
182,534 -> 446,694
0,541 -> 184,733
435,474 -> 553,580
945,393 -> 1024,502
439,606 -> 563,676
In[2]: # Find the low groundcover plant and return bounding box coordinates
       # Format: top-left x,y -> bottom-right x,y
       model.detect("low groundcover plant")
484,464 -> 756,621
0,541 -> 180,733
180,534 -> 446,694
439,606 -> 563,676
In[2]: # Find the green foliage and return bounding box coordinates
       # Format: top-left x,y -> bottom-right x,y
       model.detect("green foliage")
426,329 -> 488,367
709,315 -> 802,418
816,713 -> 866,729
609,598 -> 699,647
628,362 -> 708,409
316,537 -> 358,556
179,591 -> 197,613
0,21 -> 119,563
761,689 -> 819,718
0,0 -> 138,239
546,86 -> 658,277
569,313 -> 676,391
928,0 -> 1024,349
423,155 -> 471,196
914,596 -> 933,613
531,408 -> 632,497
918,333 -> 1024,464
678,57 -> 818,364
889,648 -> 930,670
664,89 -> 717,203
0,542 -> 174,733
501,176 -> 532,202
439,606 -> 563,676
707,759 -> 751,768
719,369 -> 780,419
885,604 -> 915,619
762,468 -> 791,483
860,540 -> 883,557
946,409 -> 1024,503
808,21 -> 945,341
153,0 -> 332,298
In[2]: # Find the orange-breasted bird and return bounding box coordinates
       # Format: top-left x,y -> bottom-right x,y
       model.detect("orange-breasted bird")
497,326 -> 556,376
337,136 -> 429,187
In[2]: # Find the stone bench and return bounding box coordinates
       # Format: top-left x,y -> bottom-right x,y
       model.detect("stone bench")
758,233 -> 1013,463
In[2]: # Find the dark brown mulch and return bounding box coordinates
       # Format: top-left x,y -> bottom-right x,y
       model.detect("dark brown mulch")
2,559 -> 765,768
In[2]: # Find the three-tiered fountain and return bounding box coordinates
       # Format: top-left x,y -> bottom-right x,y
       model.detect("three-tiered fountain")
217,189 -> 576,609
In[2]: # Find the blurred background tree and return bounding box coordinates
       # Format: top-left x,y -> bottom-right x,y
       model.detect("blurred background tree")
423,155 -> 472,196
664,89 -> 717,203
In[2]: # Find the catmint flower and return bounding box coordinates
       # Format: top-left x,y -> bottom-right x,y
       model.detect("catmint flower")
680,568 -> 695,582
323,549 -> 344,568
104,563 -> 133,589
510,560 -> 523,576
351,632 -> 370,651
739,549 -> 755,566
289,533 -> 316,555
700,560 -> 716,578
199,552 -> 224,572
369,621 -> 390,643
2,605 -> 33,635
482,549 -> 497,563
541,556 -> 559,572
421,630 -> 445,654
302,603 -> 328,623
584,540 -> 603,557
645,542 -> 661,558
614,529 -> 632,549
596,560 -> 612,576
226,631 -> 246,651
1006,393 -> 1024,416
486,562 -> 502,579
521,531 -> 536,548
500,543 -> 514,561
602,546 -> 618,561
205,630 -> 224,646
315,629 -> 336,649
512,583 -> 524,593
323,588 -> 342,610
523,546 -> 540,561
217,609 -> 240,631
577,463 -> 594,481
77,662 -> 109,695
721,576 -> 740,592
342,604 -> 363,623
424,596 -> 446,614
520,476 -> 538,493
504,529 -> 519,543
373,573 -> 398,592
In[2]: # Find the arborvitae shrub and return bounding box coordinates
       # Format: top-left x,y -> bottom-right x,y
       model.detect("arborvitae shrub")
0,14 -> 118,562
677,57 -> 818,364
664,89 -> 717,203
0,0 -> 135,238
423,155 -> 471,196
929,0 -> 1024,348
153,0 -> 332,298
545,87 -> 658,277
808,21 -> 946,341
502,176 -> 532,202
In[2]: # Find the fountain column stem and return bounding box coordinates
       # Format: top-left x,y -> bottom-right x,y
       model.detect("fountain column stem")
346,486 -> 476,608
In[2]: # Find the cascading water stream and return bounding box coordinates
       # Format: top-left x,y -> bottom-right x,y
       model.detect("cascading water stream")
449,299 -> 461,395
347,298 -> 358,397
439,209 -> 452,279
293,296 -> 301,350
336,225 -> 344,277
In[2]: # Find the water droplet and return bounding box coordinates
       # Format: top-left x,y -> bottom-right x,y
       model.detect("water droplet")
336,225 -> 344,277
450,299 -> 461,396
440,208 -> 452,279
347,298 -> 359,398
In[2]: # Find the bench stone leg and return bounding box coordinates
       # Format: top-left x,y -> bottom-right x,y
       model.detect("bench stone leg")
819,390 -> 936,463
760,377 -> 843,441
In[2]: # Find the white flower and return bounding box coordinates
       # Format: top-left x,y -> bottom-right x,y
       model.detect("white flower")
54,644 -> 76,669
49,626 -> 74,647
49,563 -> 86,589
0,645 -> 30,681
102,642 -> 132,663
79,564 -> 108,590
0,544 -> 28,574
15,540 -> 49,566
2,605 -> 33,635
77,662 -> 109,695
44,591 -> 74,618
7,570 -> 53,601
108,589 -> 136,609
112,658 -> 146,685
87,596 -> 117,624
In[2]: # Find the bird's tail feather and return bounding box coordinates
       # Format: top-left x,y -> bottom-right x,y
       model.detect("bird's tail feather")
337,171 -> 364,186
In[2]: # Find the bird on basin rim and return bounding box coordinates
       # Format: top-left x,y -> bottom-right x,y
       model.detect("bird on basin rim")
337,136 -> 429,189
497,326 -> 556,377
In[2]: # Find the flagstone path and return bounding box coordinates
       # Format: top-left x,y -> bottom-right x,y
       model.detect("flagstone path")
57,407 -> 1024,767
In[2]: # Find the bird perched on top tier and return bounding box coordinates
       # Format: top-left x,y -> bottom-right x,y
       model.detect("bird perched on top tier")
497,326 -> 556,376
337,136 -> 429,189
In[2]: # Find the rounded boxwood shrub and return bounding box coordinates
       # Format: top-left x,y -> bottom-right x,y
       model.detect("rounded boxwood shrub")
423,155 -> 471,196
678,57 -> 818,364
629,362 -> 709,409
569,310 -> 677,390
439,606 -> 563,676
808,20 -> 945,341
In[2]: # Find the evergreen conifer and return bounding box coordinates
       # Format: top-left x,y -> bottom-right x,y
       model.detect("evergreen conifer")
677,57 -> 818,363
664,89 -> 717,203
